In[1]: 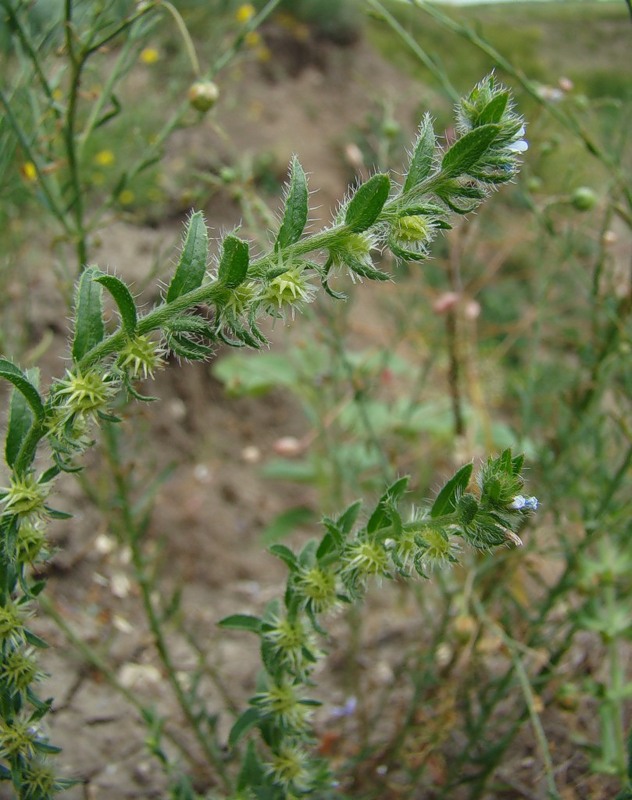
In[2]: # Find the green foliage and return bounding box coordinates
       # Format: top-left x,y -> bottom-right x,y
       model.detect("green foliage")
0,73 -> 529,798
1,0 -> 629,797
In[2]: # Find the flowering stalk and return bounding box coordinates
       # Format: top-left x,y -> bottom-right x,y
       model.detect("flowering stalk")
220,452 -> 538,797
0,75 -> 527,797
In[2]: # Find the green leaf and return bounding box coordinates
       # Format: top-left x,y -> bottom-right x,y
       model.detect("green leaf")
45,507 -> 72,520
431,463 -> 473,518
477,91 -> 509,125
345,173 -> 390,232
165,314 -> 216,340
237,741 -> 267,792
404,114 -> 436,192
95,274 -> 137,336
24,629 -> 50,649
441,124 -> 500,179
218,614 -> 263,634
337,500 -> 362,534
367,476 -> 409,534
72,266 -> 105,363
268,543 -> 300,569
344,254 -> 390,282
228,707 -> 261,748
167,333 -> 214,361
261,457 -> 317,483
262,508 -> 315,545
276,155 -> 309,250
166,211 -> 208,302
0,359 -> 45,422
33,741 -> 62,755
4,394 -> 32,470
511,453 -> 525,475
217,234 -> 250,289
212,352 -> 298,396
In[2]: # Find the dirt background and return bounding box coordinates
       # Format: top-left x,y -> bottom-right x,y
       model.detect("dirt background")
1,14 -> 626,800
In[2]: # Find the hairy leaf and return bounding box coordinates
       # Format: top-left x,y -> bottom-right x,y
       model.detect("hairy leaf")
345,173 -> 390,232
431,463 -> 473,518
229,708 -> 261,748
95,274 -> 137,336
477,91 -> 509,126
441,124 -> 500,179
4,367 -> 39,469
0,359 -> 45,422
72,266 -> 105,362
276,155 -> 309,250
217,235 -> 249,289
404,114 -> 436,192
166,211 -> 208,302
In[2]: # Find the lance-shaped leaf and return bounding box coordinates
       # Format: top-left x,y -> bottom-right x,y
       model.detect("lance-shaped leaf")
345,173 -> 390,232
367,476 -> 409,534
218,614 -> 263,633
476,91 -> 509,126
228,707 -> 261,749
403,114 -> 436,192
4,367 -> 39,469
95,274 -> 137,336
275,155 -> 309,251
431,462 -> 473,518
237,742 -> 267,792
166,211 -> 208,302
268,543 -> 300,570
72,266 -> 105,363
344,254 -> 390,282
441,124 -> 500,179
217,234 -> 249,289
0,359 -> 45,422
167,333 -> 214,361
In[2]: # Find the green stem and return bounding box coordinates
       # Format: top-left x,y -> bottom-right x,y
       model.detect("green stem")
76,30 -> 138,160
604,584 -> 627,778
0,0 -> 59,110
407,0 -> 631,208
101,424 -> 233,794
0,88 -> 71,233
84,6 -> 155,56
158,0 -> 201,77
14,421 -> 46,476
64,0 -> 89,271
38,594 -> 202,767
211,0 -> 283,76
367,0 -> 459,102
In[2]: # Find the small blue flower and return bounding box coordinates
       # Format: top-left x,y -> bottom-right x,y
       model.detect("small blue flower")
510,495 -> 539,511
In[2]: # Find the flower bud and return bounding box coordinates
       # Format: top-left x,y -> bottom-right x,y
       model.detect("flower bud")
254,680 -> 313,732
263,612 -> 322,675
118,334 -> 165,380
571,187 -> 597,212
266,744 -> 313,793
296,566 -> 338,615
188,80 -> 219,113
1,473 -> 51,521
262,266 -> 316,314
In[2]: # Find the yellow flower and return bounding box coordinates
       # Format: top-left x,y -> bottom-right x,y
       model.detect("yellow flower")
256,45 -> 272,63
94,149 -> 115,167
21,162 -> 37,182
139,47 -> 160,65
244,30 -> 261,48
235,3 -> 255,23
118,189 -> 135,205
